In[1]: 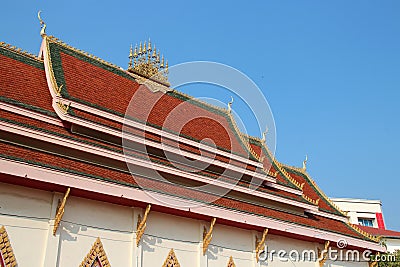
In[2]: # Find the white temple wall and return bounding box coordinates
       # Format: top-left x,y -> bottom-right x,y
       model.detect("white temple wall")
140,212 -> 199,267
0,182 -> 369,267
0,183 -> 51,267
384,237 -> 400,253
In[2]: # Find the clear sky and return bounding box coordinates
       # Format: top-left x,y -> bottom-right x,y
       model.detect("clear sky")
2,1 -> 399,230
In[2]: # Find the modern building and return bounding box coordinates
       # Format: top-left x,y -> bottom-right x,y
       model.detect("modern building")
330,198 -> 385,229
332,198 -> 400,253
0,20 -> 385,267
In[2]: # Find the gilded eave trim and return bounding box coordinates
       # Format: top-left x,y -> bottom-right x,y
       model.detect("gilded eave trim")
282,164 -> 348,217
0,41 -> 42,67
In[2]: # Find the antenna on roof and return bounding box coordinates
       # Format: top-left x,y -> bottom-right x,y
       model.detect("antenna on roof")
38,11 -> 47,38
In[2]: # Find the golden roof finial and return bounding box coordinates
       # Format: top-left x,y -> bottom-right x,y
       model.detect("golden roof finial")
143,41 -> 147,54
302,155 -> 308,170
37,11 -> 47,38
128,39 -> 169,86
128,44 -> 133,69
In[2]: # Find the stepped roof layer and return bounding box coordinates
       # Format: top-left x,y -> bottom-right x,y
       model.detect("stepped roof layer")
0,39 -> 384,251
358,226 -> 400,239
45,38 -> 255,160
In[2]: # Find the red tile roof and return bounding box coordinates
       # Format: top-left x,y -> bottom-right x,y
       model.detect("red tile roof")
358,225 -> 400,238
1,106 -> 308,205
283,166 -> 344,215
249,140 -> 298,189
0,140 -> 367,240
0,50 -> 53,115
55,48 -> 252,158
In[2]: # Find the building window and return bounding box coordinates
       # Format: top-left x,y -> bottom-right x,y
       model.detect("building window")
358,218 -> 374,227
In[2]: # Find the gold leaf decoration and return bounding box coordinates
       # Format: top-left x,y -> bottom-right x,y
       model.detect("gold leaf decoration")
79,238 -> 111,267
0,226 -> 17,267
162,249 -> 180,267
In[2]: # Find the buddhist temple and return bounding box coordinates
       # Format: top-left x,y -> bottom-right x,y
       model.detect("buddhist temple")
0,14 -> 385,267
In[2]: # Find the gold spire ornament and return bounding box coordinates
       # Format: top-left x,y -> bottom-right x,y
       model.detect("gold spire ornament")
128,39 -> 169,86
128,44 -> 133,69
38,10 -> 47,37
160,55 -> 164,68
147,39 -> 152,52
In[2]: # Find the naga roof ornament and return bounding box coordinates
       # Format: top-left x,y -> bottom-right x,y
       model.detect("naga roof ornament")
128,39 -> 170,86
302,154 -> 308,171
37,11 -> 47,38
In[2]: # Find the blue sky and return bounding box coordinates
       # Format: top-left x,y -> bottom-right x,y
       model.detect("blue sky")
2,1 -> 400,230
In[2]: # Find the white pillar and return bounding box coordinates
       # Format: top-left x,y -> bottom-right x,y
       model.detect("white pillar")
41,192 -> 62,267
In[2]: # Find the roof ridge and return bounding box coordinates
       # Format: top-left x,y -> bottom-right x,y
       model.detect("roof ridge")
279,162 -> 305,173
226,112 -> 261,161
0,41 -> 41,61
47,35 -> 234,116
170,89 -> 230,114
281,163 -> 348,217
46,35 -> 121,71
275,161 -> 304,190
246,136 -> 305,190
348,223 -> 381,243
241,132 -> 263,143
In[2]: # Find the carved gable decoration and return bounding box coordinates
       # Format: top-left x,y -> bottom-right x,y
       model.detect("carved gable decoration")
162,249 -> 180,267
227,256 -> 236,267
0,226 -> 17,267
80,238 -> 111,267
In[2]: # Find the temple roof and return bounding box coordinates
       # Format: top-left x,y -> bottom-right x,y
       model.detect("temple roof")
358,225 -> 400,239
0,38 -> 384,250
44,37 -> 257,160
